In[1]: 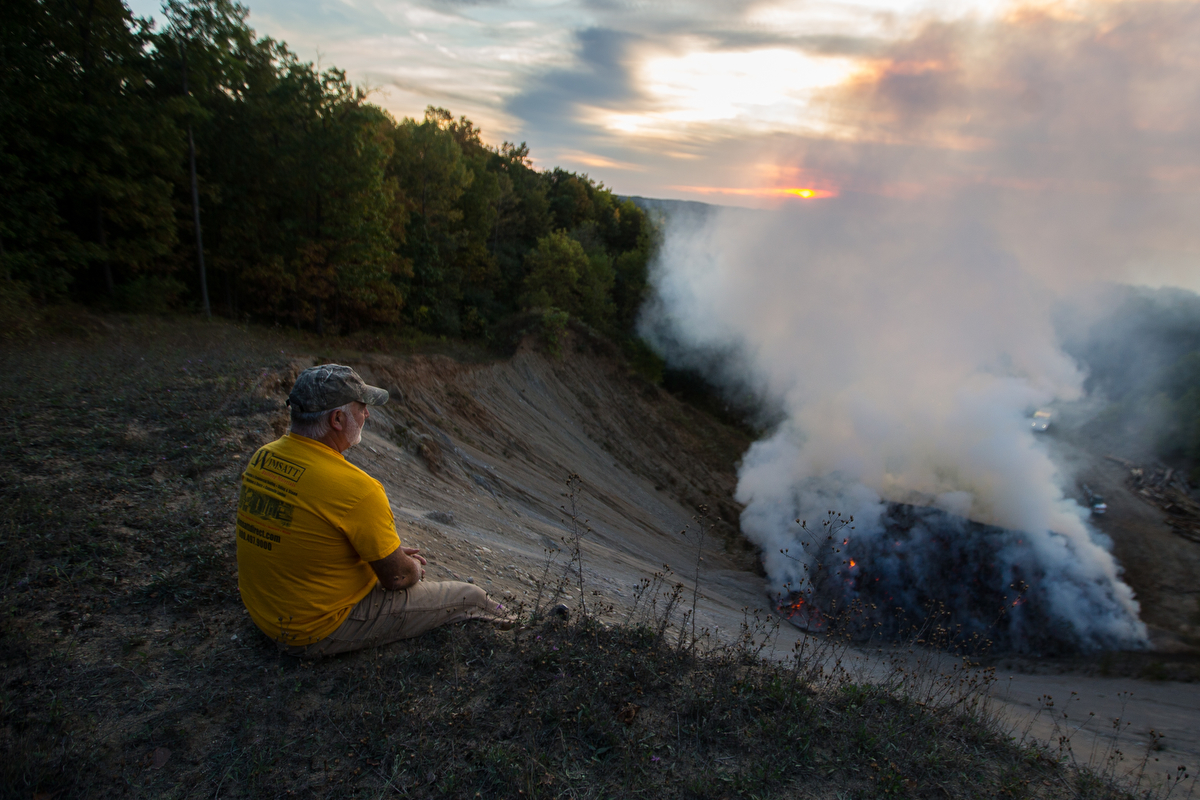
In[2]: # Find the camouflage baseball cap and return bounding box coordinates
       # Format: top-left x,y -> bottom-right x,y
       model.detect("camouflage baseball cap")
287,364 -> 389,413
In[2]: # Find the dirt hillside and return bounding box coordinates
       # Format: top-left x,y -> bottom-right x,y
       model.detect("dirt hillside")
4,315 -> 1198,794
304,328 -> 1200,775
269,327 -> 769,638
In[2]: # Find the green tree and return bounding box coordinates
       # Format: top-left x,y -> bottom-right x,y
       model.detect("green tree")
152,3 -> 406,332
302,80 -> 404,332
161,0 -> 260,317
0,5 -> 657,344
610,200 -> 657,333
487,141 -> 550,312
520,229 -> 614,329
391,109 -> 474,332
1,0 -> 180,302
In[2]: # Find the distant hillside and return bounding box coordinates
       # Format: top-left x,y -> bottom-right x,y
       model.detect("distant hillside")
623,195 -> 724,222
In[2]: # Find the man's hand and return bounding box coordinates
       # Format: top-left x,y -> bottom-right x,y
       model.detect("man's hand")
369,545 -> 426,591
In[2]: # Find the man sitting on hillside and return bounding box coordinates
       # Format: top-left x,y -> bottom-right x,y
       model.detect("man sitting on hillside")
236,363 -> 511,657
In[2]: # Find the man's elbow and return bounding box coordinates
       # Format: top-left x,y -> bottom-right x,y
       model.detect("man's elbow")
386,560 -> 422,591
370,553 -> 421,591
383,571 -> 418,591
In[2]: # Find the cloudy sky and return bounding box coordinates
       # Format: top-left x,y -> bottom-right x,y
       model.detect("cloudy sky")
129,0 -> 1200,269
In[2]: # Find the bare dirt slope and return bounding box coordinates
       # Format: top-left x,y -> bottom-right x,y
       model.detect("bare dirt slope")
318,331 -> 764,636
269,329 -> 1200,779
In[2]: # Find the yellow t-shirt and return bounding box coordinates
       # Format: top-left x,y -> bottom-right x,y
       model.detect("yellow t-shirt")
236,433 -> 400,645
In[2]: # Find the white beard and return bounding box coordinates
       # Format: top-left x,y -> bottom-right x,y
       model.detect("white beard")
344,411 -> 364,447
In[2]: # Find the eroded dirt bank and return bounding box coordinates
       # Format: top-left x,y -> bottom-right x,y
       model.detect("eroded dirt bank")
321,331 -> 763,633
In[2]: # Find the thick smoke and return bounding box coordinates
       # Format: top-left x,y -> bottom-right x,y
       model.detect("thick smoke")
641,3 -> 1200,652
644,198 -> 1146,651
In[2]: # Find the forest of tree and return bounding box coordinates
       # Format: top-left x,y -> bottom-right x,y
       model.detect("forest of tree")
0,0 -> 658,345
1063,286 -> 1200,471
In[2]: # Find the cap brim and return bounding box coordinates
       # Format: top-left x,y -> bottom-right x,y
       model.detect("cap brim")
362,384 -> 389,406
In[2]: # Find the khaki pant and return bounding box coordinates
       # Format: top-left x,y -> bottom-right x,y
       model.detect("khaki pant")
287,580 -> 511,658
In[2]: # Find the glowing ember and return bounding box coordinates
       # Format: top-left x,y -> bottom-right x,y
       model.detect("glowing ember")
775,595 -> 827,631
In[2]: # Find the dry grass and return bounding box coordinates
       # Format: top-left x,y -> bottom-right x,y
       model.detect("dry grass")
0,312 -> 1185,799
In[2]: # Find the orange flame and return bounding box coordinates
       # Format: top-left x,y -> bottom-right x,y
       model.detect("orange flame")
777,597 -> 806,619
777,594 -> 828,631
849,559 -> 856,568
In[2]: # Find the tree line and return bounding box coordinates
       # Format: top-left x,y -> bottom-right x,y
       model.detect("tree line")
0,0 -> 658,344
1065,286 -> 1200,474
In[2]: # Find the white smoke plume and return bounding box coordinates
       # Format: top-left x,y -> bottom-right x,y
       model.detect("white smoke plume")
640,2 -> 1200,651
